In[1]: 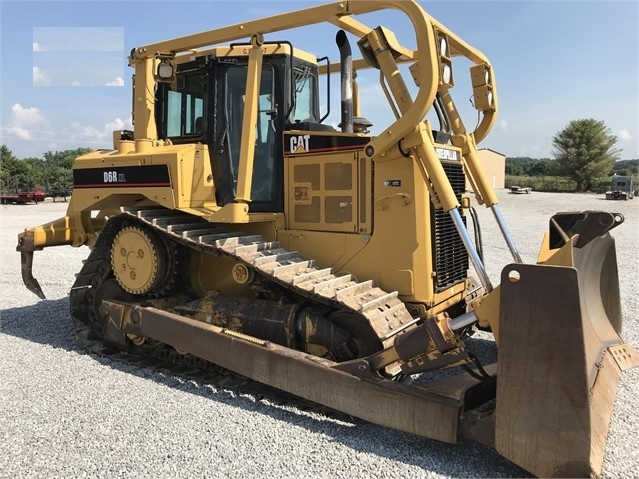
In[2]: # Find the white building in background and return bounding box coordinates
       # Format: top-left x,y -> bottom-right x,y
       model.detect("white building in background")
466,148 -> 505,191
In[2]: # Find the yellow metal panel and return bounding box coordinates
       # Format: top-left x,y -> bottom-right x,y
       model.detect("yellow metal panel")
287,150 -> 359,233
68,144 -> 217,213
129,57 -> 158,142
176,44 -> 317,65
175,146 -> 215,206
380,270 -> 414,296
280,152 -> 434,304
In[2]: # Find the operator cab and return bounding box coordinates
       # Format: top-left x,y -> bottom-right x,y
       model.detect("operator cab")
154,44 -> 325,213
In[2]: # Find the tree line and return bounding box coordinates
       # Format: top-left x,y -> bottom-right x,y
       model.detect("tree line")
1,145 -> 91,194
507,157 -> 637,181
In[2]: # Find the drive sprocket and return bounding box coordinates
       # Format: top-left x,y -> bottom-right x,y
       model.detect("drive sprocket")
110,225 -> 170,295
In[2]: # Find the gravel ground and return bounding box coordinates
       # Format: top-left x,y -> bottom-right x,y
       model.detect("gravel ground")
1,191 -> 637,479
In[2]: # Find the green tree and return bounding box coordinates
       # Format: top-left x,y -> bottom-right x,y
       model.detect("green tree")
530,159 -> 552,176
43,148 -> 91,169
0,146 -> 92,192
1,145 -> 19,192
552,119 -> 619,192
507,157 -> 535,175
0,146 -> 36,191
505,162 -> 524,176
611,159 -> 639,176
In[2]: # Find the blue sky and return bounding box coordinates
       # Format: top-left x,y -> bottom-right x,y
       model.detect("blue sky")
1,0 -> 637,160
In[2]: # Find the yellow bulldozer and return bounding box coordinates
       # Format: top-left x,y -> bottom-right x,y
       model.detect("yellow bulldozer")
16,2 -> 637,477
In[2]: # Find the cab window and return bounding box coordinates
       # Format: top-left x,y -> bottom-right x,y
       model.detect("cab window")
290,65 -> 318,123
161,71 -> 205,139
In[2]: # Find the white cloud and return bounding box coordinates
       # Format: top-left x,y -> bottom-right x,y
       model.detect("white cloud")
4,103 -> 49,140
2,106 -> 134,157
499,119 -> 508,130
618,129 -> 633,141
11,104 -> 46,127
33,66 -> 50,86
106,77 -> 124,87
71,123 -> 101,137
105,117 -> 133,132
71,80 -> 83,86
70,116 -> 133,141
33,42 -> 42,51
8,127 -> 31,139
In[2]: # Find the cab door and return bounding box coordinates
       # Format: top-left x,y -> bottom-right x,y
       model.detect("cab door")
212,61 -> 282,212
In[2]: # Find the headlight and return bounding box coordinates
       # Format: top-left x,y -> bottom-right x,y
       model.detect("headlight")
442,63 -> 452,84
157,60 -> 174,80
439,36 -> 448,56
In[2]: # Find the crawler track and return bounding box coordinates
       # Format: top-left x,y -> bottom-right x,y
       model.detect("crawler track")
68,206 -> 417,414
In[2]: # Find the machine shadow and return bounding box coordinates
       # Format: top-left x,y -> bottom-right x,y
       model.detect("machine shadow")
2,297 -> 81,352
2,298 -> 528,478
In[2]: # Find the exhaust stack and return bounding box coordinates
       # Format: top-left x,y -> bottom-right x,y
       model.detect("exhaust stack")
336,30 -> 353,133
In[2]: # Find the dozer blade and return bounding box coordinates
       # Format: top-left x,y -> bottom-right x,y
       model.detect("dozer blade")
495,232 -> 638,478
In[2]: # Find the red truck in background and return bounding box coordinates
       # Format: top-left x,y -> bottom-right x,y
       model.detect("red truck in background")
0,191 -> 46,205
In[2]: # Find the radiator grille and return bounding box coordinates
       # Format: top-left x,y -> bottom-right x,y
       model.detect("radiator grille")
432,162 -> 468,292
